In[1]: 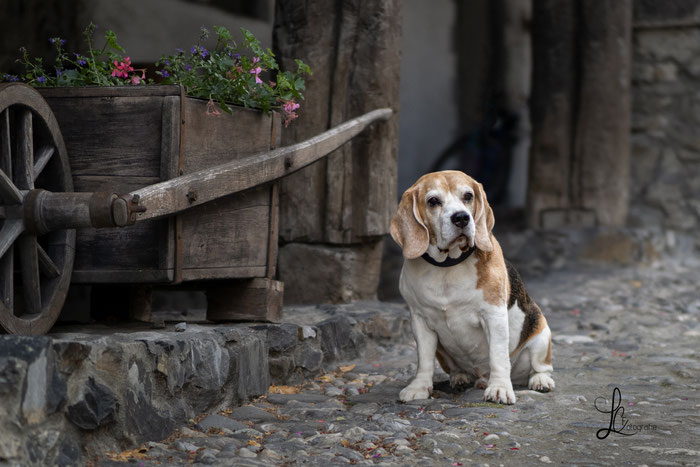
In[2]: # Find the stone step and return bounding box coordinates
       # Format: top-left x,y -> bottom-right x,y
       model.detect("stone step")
0,301 -> 410,466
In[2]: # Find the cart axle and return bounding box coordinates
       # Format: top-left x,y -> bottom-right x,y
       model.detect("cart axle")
23,189 -> 143,234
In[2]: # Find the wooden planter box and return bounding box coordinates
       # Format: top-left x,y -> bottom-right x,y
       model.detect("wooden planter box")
37,86 -> 282,320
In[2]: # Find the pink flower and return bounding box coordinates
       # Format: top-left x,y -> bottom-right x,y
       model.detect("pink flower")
205,98 -> 221,116
281,99 -> 301,127
130,68 -> 146,85
283,100 -> 300,114
250,66 -> 262,84
111,56 -> 134,78
253,56 -> 260,63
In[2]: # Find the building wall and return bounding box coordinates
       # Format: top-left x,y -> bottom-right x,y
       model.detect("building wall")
397,0 -> 459,192
630,1 -> 700,231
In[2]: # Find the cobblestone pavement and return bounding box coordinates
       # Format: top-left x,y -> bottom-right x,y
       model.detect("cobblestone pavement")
97,259 -> 700,466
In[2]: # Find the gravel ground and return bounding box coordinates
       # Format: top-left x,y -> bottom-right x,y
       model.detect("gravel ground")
96,259 -> 700,466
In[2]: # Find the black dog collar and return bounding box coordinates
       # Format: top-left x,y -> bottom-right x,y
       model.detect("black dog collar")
421,246 -> 476,267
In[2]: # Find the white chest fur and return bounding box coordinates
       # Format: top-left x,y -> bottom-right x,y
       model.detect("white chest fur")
399,257 -> 492,370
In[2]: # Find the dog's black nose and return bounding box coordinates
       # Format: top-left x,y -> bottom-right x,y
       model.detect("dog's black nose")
451,211 -> 470,228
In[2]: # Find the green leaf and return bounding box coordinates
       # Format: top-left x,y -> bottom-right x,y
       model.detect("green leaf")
105,30 -> 125,53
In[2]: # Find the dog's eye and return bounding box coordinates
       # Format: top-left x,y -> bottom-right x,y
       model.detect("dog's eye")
427,197 -> 441,207
463,192 -> 474,202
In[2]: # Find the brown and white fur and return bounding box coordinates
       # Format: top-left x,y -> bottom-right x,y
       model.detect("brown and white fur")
390,170 -> 554,404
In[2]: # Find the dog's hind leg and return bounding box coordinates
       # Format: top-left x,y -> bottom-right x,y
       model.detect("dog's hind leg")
436,342 -> 471,388
527,327 -> 555,392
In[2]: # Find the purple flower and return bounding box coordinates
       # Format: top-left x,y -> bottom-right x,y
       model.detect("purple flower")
3,74 -> 19,82
163,60 -> 170,66
74,54 -> 87,66
234,53 -> 240,59
55,68 -> 63,77
200,48 -> 209,59
191,46 -> 197,54
185,65 -> 192,71
37,76 -> 46,83
161,70 -> 170,78
176,48 -> 184,54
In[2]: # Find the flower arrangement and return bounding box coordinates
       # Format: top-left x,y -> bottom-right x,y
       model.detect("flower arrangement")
1,24 -> 311,126
157,27 -> 310,126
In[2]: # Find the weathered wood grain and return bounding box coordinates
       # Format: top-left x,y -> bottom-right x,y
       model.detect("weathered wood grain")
180,189 -> 270,270
206,278 -> 283,323
45,96 -> 164,178
527,0 -> 631,228
527,0 -> 577,227
274,0 -> 339,243
274,0 -> 401,243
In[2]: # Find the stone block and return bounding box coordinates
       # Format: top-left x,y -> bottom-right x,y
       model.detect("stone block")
67,377 -> 119,430
277,241 -> 383,304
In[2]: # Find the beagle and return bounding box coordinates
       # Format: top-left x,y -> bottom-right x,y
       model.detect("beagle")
390,170 -> 554,404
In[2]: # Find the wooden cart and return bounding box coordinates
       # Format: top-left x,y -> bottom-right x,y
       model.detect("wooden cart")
0,83 -> 391,335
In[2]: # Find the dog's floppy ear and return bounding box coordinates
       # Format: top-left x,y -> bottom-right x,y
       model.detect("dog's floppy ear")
474,182 -> 495,252
390,188 -> 429,259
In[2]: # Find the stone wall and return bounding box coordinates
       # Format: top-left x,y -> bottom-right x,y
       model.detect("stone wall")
630,0 -> 700,231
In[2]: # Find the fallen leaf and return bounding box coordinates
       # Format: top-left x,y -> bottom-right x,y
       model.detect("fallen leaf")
268,384 -> 299,394
247,440 -> 261,448
341,439 -> 352,448
339,364 -> 356,373
318,374 -> 334,383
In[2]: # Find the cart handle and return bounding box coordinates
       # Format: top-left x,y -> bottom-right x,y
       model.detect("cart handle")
124,107 -> 393,223
22,108 -> 393,231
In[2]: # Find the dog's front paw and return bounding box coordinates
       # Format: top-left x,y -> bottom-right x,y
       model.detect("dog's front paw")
483,379 -> 517,404
399,380 -> 432,401
529,373 -> 555,392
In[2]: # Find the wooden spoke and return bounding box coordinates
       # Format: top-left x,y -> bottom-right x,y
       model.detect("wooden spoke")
14,108 -> 33,190
0,218 -> 23,259
0,167 -> 22,204
37,243 -> 60,278
0,245 -> 12,310
32,145 -> 54,182
0,109 -> 10,174
17,235 -> 41,315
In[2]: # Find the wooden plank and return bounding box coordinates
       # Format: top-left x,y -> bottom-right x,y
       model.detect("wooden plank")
266,183 -> 279,278
181,98 -> 276,171
37,85 -> 182,98
130,109 -> 392,221
206,278 -> 283,323
159,96 -> 180,275
74,220 -> 163,271
44,96 -> 164,177
180,266 -> 267,282
72,269 -> 172,284
180,189 -> 270,270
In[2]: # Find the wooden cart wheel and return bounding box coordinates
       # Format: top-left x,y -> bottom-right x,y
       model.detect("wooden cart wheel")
0,83 -> 74,334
